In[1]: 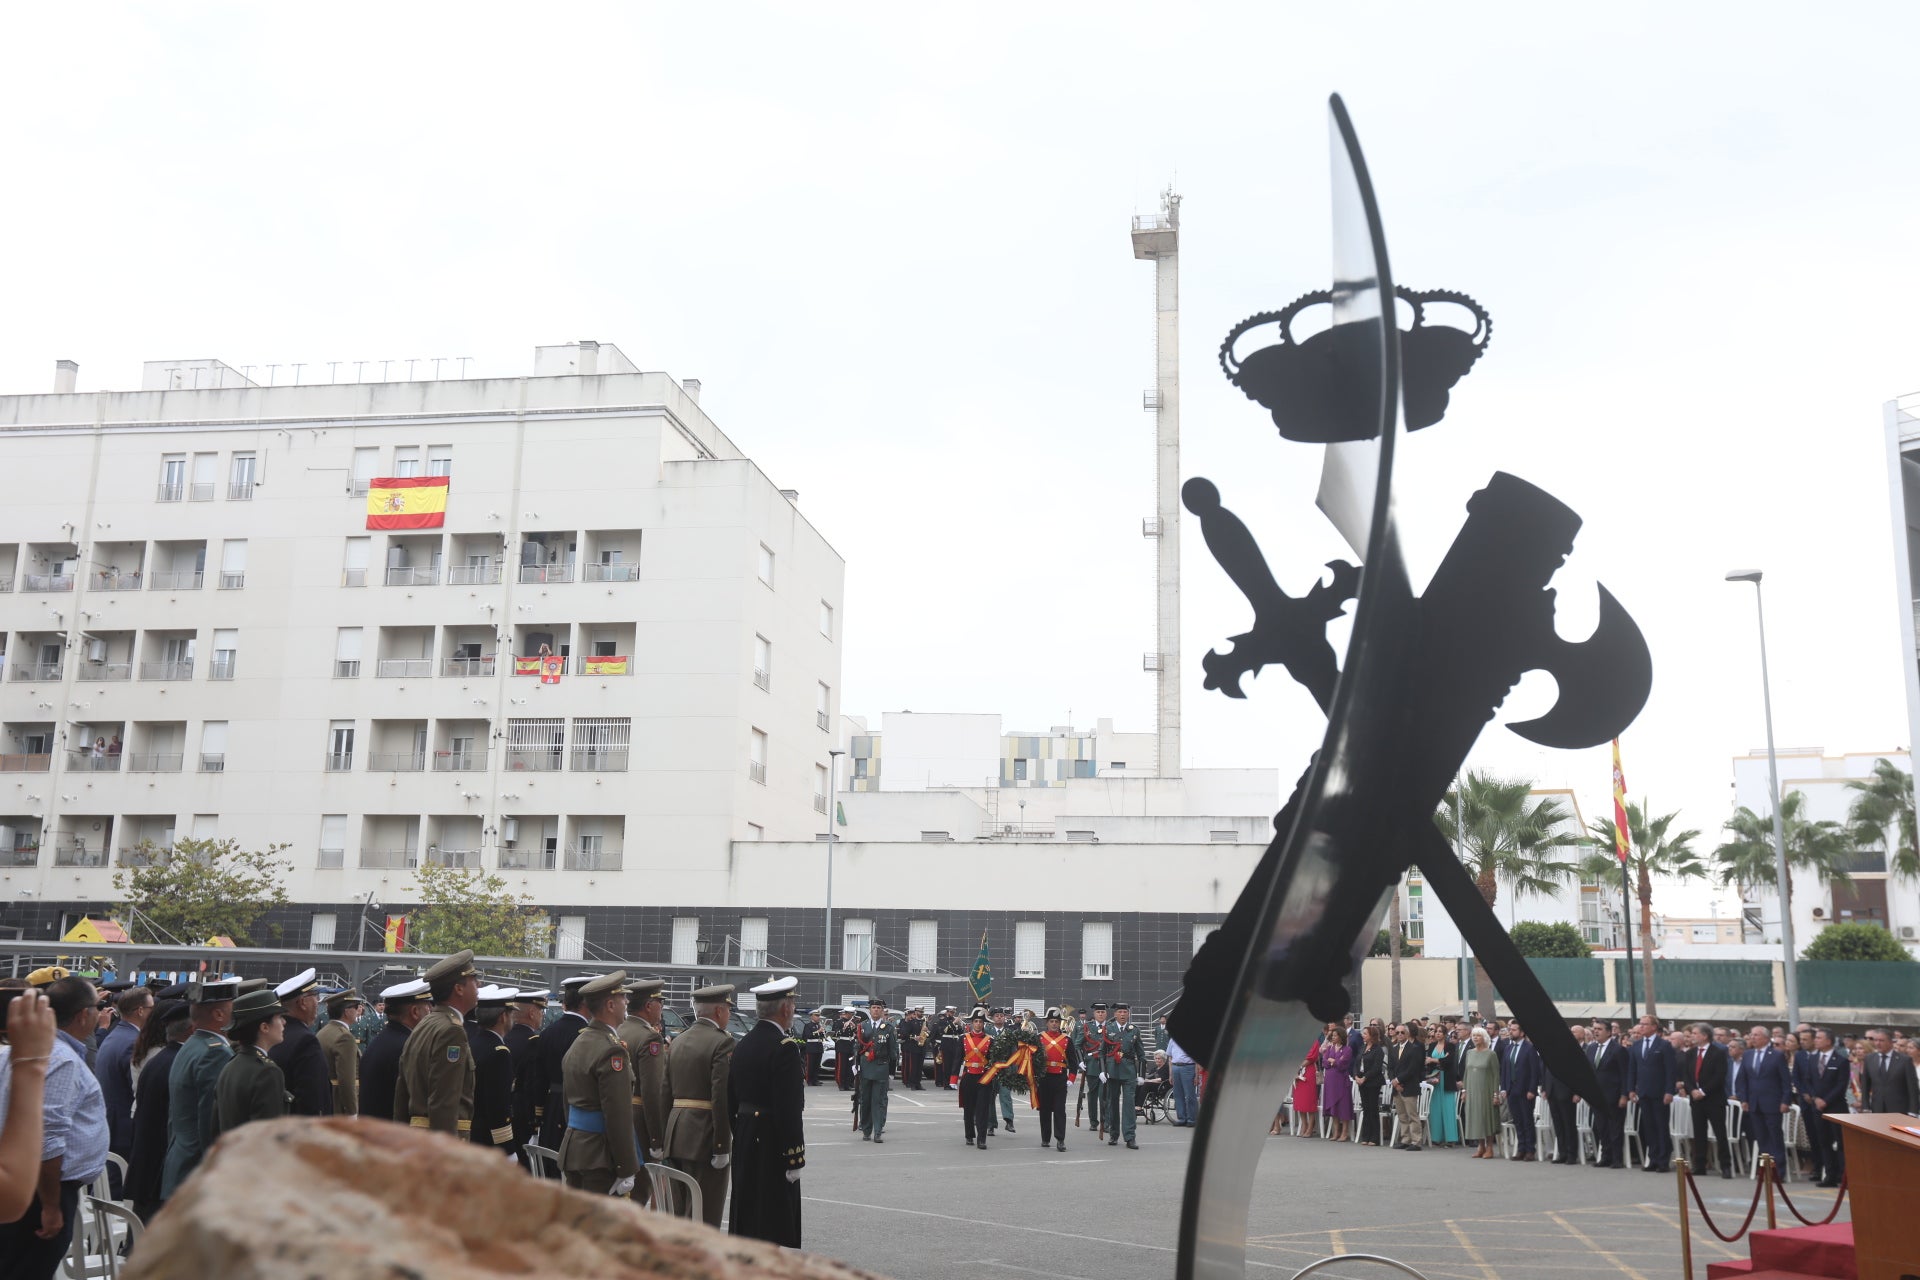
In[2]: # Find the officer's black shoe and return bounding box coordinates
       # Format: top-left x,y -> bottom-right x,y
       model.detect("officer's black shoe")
1108,1137 -> 1118,1146
1006,1123 -> 1015,1132
874,1136 -> 884,1143
1056,1141 -> 1065,1151
977,1138 -> 987,1149
862,1133 -> 870,1141
1126,1141 -> 1138,1150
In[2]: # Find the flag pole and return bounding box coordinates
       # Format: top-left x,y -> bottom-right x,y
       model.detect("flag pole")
1613,739 -> 1637,1023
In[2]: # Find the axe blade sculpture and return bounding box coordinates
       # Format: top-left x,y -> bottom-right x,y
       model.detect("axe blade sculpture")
1169,96 -> 1652,1280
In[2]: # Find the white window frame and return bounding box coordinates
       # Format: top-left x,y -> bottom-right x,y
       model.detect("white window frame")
843,918 -> 875,972
757,543 -> 775,587
739,917 -> 769,967
556,916 -> 587,961
1192,922 -> 1214,955
1081,921 -> 1113,980
309,912 -> 338,949
907,919 -> 938,974
670,917 -> 700,966
1014,921 -> 1046,978
819,600 -> 833,638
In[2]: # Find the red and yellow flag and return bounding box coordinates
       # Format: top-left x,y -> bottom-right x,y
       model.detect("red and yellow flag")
366,477 -> 450,529
583,655 -> 629,675
383,915 -> 408,953
1611,738 -> 1630,865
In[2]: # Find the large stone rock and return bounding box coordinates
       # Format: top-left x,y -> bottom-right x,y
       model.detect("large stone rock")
126,1118 -> 881,1280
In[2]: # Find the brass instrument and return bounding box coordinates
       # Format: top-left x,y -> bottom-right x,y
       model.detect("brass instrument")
917,1021 -> 931,1047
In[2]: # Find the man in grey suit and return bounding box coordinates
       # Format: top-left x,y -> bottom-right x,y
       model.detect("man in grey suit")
1860,1027 -> 1919,1116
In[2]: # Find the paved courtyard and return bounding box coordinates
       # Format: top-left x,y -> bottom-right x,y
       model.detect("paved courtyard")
792,1085 -> 1848,1280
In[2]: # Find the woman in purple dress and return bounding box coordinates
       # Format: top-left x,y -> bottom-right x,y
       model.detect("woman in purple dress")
1318,1022 -> 1355,1142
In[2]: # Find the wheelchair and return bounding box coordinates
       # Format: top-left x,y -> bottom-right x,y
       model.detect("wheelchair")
1136,1073 -> 1175,1125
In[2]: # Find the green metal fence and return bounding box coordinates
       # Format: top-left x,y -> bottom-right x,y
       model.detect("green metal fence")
1460,956 -> 1605,1003
1615,958 -> 1773,1006
1797,961 -> 1920,1010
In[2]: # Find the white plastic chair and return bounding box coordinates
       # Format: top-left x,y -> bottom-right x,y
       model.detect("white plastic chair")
1622,1100 -> 1643,1168
1350,1081 -> 1364,1144
86,1199 -> 141,1278
1574,1100 -> 1597,1165
1669,1095 -> 1693,1143
1533,1094 -> 1553,1160
644,1162 -> 703,1222
522,1143 -> 562,1180
1724,1099 -> 1749,1176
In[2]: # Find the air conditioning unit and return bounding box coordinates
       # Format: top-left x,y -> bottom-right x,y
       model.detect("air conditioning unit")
501,817 -> 519,844
85,638 -> 106,663
1901,926 -> 1916,939
1811,907 -> 1825,918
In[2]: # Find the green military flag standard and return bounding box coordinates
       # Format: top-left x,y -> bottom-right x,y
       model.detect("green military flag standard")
967,930 -> 992,1004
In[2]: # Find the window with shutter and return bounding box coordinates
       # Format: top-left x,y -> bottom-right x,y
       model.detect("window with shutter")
907,920 -> 938,973
1015,922 -> 1046,977
740,917 -> 768,967
1082,922 -> 1113,980
671,917 -> 700,966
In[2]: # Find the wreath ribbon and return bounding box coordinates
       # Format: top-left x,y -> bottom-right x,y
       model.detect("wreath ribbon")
981,1041 -> 1041,1108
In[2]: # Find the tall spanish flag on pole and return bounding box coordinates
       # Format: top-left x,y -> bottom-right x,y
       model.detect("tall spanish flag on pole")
383,915 -> 408,953
1611,738 -> 1631,864
366,476 -> 450,530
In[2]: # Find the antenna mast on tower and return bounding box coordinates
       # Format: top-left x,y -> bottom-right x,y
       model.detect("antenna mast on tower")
1132,186 -> 1182,779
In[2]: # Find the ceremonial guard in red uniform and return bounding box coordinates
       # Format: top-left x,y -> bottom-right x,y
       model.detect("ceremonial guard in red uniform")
1037,1007 -> 1078,1151
956,1007 -> 996,1149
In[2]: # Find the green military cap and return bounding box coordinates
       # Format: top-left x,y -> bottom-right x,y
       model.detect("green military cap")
423,950 -> 477,983
691,983 -> 735,1001
230,989 -> 283,1028
623,976 -> 664,999
323,988 -> 363,1012
1114,1002 -> 1131,1011
192,978 -> 240,1004
236,978 -> 272,995
579,970 -> 628,997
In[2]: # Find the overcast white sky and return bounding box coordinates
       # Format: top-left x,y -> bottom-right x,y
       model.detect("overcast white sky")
3,6 -> 1916,915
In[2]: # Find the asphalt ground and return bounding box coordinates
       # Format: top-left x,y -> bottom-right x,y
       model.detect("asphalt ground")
790,1082 -> 1850,1280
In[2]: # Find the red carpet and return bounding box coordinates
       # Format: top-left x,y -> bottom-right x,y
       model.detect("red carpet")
1749,1223 -> 1856,1280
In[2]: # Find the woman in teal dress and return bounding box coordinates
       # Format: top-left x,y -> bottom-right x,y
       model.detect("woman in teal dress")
1461,1025 -> 1501,1158
1425,1024 -> 1461,1147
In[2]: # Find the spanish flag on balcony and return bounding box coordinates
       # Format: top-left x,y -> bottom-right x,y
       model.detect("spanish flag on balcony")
384,915 -> 408,953
583,655 -> 629,675
366,477 -> 450,530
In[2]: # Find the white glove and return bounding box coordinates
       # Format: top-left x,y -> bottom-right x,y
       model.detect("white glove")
611,1175 -> 636,1197
647,1148 -> 664,1162
785,1169 -> 801,1184
1100,1073 -> 1109,1084
711,1153 -> 730,1170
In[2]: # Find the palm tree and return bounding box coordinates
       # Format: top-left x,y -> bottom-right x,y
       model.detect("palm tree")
1713,790 -> 1854,938
1581,801 -> 1705,1020
1434,773 -> 1582,1020
1845,757 -> 1919,882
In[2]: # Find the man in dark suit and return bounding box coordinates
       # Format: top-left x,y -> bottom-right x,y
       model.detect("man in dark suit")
1801,1028 -> 1850,1187
1501,1020 -> 1543,1162
1387,1023 -> 1426,1150
1682,1021 -> 1731,1178
1543,1023 -> 1579,1165
1861,1026 -> 1919,1116
1735,1024 -> 1791,1182
1629,1014 -> 1677,1172
268,968 -> 335,1117
1587,1019 -> 1627,1168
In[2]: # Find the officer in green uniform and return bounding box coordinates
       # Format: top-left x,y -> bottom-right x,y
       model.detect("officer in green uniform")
1077,1001 -> 1108,1136
394,949 -> 479,1136
215,989 -> 290,1133
664,983 -> 736,1228
558,971 -> 641,1196
316,989 -> 364,1117
1100,1000 -> 1147,1149
856,998 -> 898,1142
161,977 -> 238,1199
617,976 -> 671,1189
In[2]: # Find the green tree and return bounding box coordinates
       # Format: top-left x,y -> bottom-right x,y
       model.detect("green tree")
1370,926 -> 1422,958
1845,757 -> 1920,882
1800,922 -> 1916,963
1713,790 -> 1854,906
1435,773 -> 1581,1020
1508,921 -> 1593,959
1581,801 -> 1705,1019
406,864 -> 552,958
112,837 -> 293,946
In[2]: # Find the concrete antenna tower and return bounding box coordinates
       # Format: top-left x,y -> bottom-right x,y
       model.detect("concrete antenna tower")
1132,186 -> 1181,778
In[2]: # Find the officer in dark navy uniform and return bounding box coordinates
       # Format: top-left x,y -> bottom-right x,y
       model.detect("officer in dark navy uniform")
537,975 -> 597,1149
468,985 -> 519,1158
505,988 -> 547,1155
728,976 -> 805,1247
268,967 -> 333,1116
359,979 -> 429,1127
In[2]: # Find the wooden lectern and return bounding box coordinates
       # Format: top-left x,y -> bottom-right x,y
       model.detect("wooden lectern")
1828,1112 -> 1920,1279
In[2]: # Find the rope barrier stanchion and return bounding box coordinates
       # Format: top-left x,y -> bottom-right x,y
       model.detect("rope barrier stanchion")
1681,1155 -> 1767,1243
1675,1158 -> 1693,1280
1761,1154 -> 1776,1230
1773,1171 -> 1849,1227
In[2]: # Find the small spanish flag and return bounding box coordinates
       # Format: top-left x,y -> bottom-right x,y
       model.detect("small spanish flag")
366,477 -> 450,530
383,915 -> 408,953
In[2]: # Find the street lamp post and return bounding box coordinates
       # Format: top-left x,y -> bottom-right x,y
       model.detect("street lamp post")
823,749 -> 844,975
1725,570 -> 1799,1027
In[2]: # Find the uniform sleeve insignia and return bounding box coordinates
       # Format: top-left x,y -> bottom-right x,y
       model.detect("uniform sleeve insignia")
649,1043 -> 661,1056
611,1056 -> 626,1073
446,1045 -> 462,1062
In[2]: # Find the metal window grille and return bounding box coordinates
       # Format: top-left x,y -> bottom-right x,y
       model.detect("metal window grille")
569,718 -> 630,771
506,717 -> 565,771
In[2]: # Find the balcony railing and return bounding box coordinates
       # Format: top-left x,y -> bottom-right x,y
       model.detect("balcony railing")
817,710 -> 831,732
359,849 -> 419,870
324,752 -> 354,772
385,566 -> 438,587
499,846 -> 557,871
116,846 -> 161,868
347,478 -> 370,497
583,563 -> 640,583
147,570 -> 203,590
376,658 -> 432,678
341,569 -> 367,588
748,760 -> 766,784
10,662 -> 60,682
228,480 -> 255,501
76,663 -> 132,682
813,794 -> 828,814
209,656 -> 237,680
66,751 -> 121,772
126,753 -> 184,773
91,572 -> 142,591
23,574 -> 73,593
316,847 -> 344,869
519,563 -> 573,584
504,748 -> 564,772
199,753 -> 225,772
4,845 -> 39,867
448,565 -> 502,586
0,577 -> 11,592
422,848 -> 480,868
53,840 -> 107,868
189,482 -> 214,502
333,660 -> 360,678
139,660 -> 194,681
574,656 -> 632,676
432,750 -> 486,772
218,572 -> 245,590
569,747 -> 629,772
156,482 -> 185,502
564,846 -> 623,872
753,669 -> 770,691
442,656 -> 495,677
0,753 -> 51,772
367,751 -> 426,772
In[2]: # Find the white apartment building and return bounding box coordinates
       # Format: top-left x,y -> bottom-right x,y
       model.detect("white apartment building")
0,343 -> 844,933
843,711 -> 1160,792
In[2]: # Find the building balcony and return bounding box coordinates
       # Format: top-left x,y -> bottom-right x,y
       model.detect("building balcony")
3,844 -> 39,867
156,483 -> 185,503
582,563 -> 640,583
432,750 -> 487,772
9,662 -> 59,683
817,711 -> 831,732
0,577 -> 11,593
139,660 -> 194,681
90,571 -> 142,592
569,748 -> 629,772
23,574 -> 73,593
0,754 -> 51,773
75,664 -> 132,682
126,753 -> 183,773
147,571 -> 203,591
499,846 -> 556,871
519,563 -> 573,584
448,565 -> 502,586
66,752 -> 121,773
116,846 -> 162,868
385,566 -> 439,587
423,847 -> 480,868
503,749 -> 563,773
813,795 -> 828,814
442,656 -> 495,678
367,751 -> 426,772
376,659 -> 432,678
53,839 -> 106,868
359,849 -> 419,870
563,846 -> 622,872
753,668 -> 770,691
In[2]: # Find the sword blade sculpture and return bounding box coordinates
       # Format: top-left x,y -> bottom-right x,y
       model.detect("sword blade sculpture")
1169,96 -> 1653,1280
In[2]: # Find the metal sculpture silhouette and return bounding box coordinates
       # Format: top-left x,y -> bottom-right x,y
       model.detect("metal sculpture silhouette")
1169,96 -> 1653,1280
